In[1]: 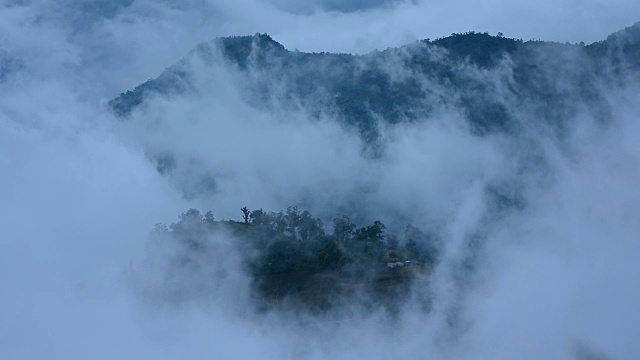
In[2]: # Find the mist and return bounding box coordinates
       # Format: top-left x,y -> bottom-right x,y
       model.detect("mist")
2,0 -> 640,359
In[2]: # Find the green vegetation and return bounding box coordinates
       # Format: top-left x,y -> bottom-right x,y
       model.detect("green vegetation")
150,206 -> 440,311
153,206 -> 438,274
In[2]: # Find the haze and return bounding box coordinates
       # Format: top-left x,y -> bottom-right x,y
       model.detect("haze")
1,1 -> 640,359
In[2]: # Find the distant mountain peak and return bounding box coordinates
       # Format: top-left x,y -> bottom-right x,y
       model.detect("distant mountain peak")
110,22 -> 640,137
206,32 -> 287,69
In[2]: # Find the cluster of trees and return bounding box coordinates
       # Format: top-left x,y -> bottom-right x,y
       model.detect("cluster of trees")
152,206 -> 440,277
429,31 -> 523,68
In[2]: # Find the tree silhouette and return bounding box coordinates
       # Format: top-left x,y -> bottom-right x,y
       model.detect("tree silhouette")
241,206 -> 250,224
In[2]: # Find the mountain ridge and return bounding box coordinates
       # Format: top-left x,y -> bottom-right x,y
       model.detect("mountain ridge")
109,22 -> 640,140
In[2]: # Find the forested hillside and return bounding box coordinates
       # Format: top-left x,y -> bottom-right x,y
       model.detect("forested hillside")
110,22 -> 640,140
149,207 -> 439,312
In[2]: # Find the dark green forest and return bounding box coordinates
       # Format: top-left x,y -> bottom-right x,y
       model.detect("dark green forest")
150,207 -> 440,311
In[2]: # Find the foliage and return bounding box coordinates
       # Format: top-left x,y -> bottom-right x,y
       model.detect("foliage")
152,206 -> 440,277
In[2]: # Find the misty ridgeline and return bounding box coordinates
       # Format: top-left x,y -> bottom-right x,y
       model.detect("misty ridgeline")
118,22 -> 640,322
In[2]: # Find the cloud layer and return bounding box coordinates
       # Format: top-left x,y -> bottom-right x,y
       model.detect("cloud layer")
1,0 -> 640,359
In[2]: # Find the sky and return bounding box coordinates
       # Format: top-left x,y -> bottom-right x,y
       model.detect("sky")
1,0 -> 640,359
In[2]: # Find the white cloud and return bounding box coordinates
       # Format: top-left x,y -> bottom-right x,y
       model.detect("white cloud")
1,0 -> 639,358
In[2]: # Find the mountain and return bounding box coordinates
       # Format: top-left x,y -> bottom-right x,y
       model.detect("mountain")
126,23 -> 640,315
110,22 -> 639,140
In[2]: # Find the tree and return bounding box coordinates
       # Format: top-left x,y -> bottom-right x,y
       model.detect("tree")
177,208 -> 203,224
404,224 -> 423,261
312,239 -> 345,270
285,206 -> 302,238
241,206 -> 250,224
152,223 -> 169,235
250,208 -> 267,225
204,210 -> 215,224
369,220 -> 386,241
298,210 -> 324,241
353,220 -> 386,261
171,209 -> 206,250
332,215 -> 355,243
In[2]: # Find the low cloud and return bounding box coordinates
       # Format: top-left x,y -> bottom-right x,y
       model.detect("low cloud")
1,0 -> 640,358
